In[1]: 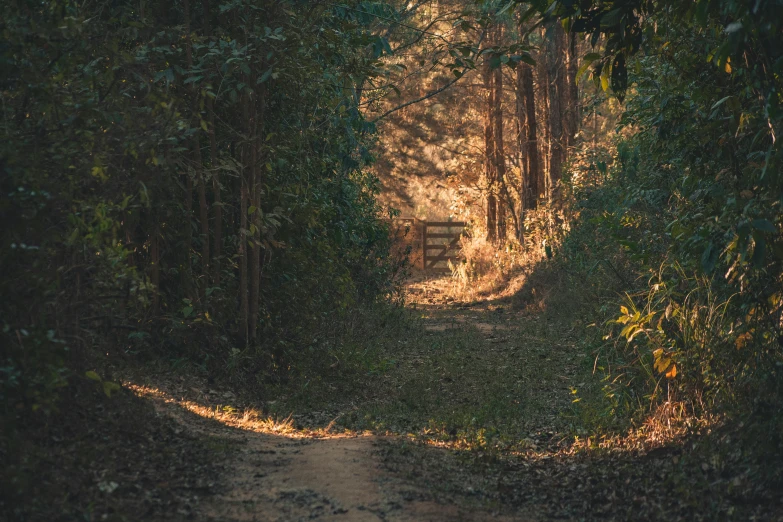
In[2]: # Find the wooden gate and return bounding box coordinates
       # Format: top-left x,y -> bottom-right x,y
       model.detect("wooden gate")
422,221 -> 467,272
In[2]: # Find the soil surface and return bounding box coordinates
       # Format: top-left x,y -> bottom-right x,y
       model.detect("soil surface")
131,387 -> 521,522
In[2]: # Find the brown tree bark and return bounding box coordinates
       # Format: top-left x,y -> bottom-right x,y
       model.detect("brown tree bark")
492,49 -> 507,242
196,144 -> 209,300
203,0 -> 222,286
483,39 -> 497,243
249,86 -> 265,341
184,0 -> 209,300
536,28 -> 550,198
239,121 -> 249,341
545,21 -> 566,197
180,0 -> 195,296
516,34 -> 541,213
565,32 -> 580,149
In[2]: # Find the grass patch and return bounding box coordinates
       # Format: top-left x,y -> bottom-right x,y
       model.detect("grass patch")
266,278 -> 598,453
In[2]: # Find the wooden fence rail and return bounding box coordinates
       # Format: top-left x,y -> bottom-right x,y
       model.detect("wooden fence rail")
422,221 -> 467,272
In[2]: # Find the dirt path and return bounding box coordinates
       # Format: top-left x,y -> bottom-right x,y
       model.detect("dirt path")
205,434 -> 520,522
126,274 -> 779,521
132,383 -> 520,521
127,275 -> 550,521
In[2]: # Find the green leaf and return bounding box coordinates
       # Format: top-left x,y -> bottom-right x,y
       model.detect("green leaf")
576,53 -> 601,85
611,53 -> 627,102
497,0 -> 515,15
701,241 -> 718,273
752,233 -> 766,267
379,36 -> 392,56
751,219 -> 775,233
516,53 -> 536,66
711,96 -> 733,111
600,64 -> 610,92
600,8 -> 624,29
103,381 -> 120,398
583,52 -> 602,62
85,371 -> 102,382
258,68 -> 273,84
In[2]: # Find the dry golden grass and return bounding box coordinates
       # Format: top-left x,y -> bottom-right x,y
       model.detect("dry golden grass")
125,382 -> 366,439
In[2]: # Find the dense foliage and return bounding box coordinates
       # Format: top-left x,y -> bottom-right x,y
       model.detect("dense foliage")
550,1 -> 783,433
0,0 -> 402,423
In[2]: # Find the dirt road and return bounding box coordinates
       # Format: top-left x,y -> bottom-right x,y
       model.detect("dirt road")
130,276 -> 544,521
135,386 -> 522,521
126,275 -> 779,521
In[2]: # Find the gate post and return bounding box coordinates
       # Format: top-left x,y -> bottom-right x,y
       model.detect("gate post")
421,220 -> 427,270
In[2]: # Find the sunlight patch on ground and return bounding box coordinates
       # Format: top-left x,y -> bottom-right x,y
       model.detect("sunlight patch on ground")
396,404 -> 718,467
125,382 -> 368,440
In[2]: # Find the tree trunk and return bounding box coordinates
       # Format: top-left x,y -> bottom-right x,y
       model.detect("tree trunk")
565,32 -> 580,149
203,0 -> 222,286
183,174 -> 194,295
492,54 -> 507,242
239,132 -> 249,342
150,228 -> 160,313
180,0 -> 195,296
516,33 -> 541,215
483,38 -> 497,243
196,144 -> 209,301
545,21 -> 565,197
184,0 -> 209,300
536,28 -> 550,199
249,85 -> 265,341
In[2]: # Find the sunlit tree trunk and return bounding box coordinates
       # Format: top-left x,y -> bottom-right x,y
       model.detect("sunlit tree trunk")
483,34 -> 497,243
516,27 -> 542,242
492,35 -> 507,242
536,27 -> 550,199
545,21 -> 565,199
516,30 -> 541,223
565,32 -> 580,149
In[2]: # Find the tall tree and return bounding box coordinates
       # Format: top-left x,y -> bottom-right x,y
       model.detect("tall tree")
564,32 -> 580,149
536,26 -> 551,197
483,29 -> 498,242
203,0 -> 223,286
239,87 -> 251,342
492,27 -> 507,242
515,30 -> 541,219
546,21 -> 566,196
184,0 -> 209,300
249,84 -> 266,342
